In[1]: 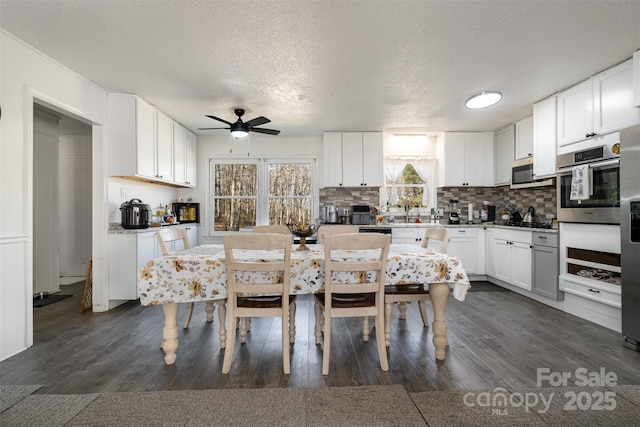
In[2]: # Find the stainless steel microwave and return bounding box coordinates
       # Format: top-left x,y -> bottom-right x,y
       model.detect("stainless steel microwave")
511,158 -> 554,189
556,144 -> 620,224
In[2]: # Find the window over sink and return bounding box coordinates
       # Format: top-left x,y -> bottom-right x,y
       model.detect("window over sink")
210,158 -> 314,232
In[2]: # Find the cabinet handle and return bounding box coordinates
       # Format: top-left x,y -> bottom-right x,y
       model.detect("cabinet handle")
585,132 -> 598,138
588,288 -> 601,294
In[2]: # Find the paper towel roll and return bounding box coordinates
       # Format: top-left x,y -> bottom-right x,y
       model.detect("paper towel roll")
468,203 -> 473,223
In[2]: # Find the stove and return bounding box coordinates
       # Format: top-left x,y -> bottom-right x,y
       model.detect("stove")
504,221 -> 553,229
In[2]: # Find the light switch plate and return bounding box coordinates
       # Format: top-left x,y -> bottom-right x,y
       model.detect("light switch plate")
120,187 -> 128,198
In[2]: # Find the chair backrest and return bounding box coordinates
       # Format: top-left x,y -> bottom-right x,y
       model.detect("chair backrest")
421,227 -> 450,253
324,233 -> 391,296
224,233 -> 293,296
156,227 -> 191,256
316,225 -> 359,244
253,225 -> 291,235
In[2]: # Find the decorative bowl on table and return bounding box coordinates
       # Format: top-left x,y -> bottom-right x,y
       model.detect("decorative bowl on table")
286,223 -> 320,251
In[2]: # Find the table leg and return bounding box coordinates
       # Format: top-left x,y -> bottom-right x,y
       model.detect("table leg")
204,301 -> 215,322
216,300 -> 226,348
398,301 -> 408,319
362,316 -> 369,342
161,303 -> 179,365
429,283 -> 449,360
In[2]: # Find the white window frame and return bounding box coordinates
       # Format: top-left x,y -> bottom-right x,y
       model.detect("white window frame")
208,157 -> 317,235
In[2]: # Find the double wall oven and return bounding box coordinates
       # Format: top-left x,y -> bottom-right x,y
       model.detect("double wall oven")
556,135 -> 620,224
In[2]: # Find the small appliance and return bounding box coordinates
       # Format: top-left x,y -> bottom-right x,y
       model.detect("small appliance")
448,199 -> 460,224
172,202 -> 200,224
323,205 -> 339,224
511,157 -> 554,189
120,198 -> 151,229
351,205 -> 371,225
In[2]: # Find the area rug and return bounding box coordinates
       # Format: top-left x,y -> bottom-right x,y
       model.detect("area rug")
0,392 -> 98,426
33,294 -> 72,308
0,385 -> 42,412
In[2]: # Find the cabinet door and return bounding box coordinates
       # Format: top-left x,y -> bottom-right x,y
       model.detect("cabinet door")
362,132 -> 384,187
135,98 -> 156,179
137,233 -> 158,271
448,237 -> 478,274
342,132 -> 364,186
511,242 -> 532,291
438,132 -> 466,186
156,111 -> 174,181
185,130 -> 197,186
184,225 -> 198,247
593,59 -> 640,135
515,115 -> 533,160
557,79 -> 593,147
493,239 -> 512,282
392,227 -> 419,244
173,122 -> 187,184
634,51 -> 640,108
485,228 -> 495,276
533,96 -> 557,178
464,132 -> 494,186
494,125 -> 514,185
322,132 -> 343,187
532,245 -> 559,299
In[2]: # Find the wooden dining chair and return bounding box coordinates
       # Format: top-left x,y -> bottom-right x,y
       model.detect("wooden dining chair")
156,227 -> 221,329
383,227 -> 450,346
314,232 -> 391,375
316,225 -> 359,244
222,233 -> 296,374
253,224 -> 291,234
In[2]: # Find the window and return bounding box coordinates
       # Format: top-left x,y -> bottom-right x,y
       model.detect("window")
382,158 -> 436,211
210,158 -> 314,232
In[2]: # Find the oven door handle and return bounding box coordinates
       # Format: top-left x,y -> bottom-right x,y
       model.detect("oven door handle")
556,158 -> 619,175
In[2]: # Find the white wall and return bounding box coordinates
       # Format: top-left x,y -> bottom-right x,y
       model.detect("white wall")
107,177 -> 179,224
193,134 -> 323,243
0,30 -> 109,361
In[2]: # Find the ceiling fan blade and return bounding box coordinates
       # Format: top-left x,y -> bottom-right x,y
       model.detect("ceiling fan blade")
205,115 -> 232,125
245,116 -> 270,127
251,127 -> 280,135
197,127 -> 230,130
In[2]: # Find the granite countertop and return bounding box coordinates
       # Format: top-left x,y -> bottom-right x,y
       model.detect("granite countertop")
108,223 -> 198,234
355,222 -> 559,233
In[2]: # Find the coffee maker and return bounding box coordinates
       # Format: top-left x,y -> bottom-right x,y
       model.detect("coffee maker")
448,199 -> 460,224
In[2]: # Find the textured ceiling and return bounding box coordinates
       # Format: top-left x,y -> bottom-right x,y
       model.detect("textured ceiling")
1,0 -> 639,136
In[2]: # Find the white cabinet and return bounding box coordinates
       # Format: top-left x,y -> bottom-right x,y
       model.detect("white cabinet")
487,228 -> 532,291
634,50 -> 640,108
532,96 -> 557,178
557,59 -> 639,147
515,115 -> 533,160
391,227 -> 424,245
484,227 -> 496,276
322,132 -> 383,187
109,93 -> 194,187
494,125 -> 514,186
173,122 -> 197,187
436,132 -> 494,187
447,227 -> 484,275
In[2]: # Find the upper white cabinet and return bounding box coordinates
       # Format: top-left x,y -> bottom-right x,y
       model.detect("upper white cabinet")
322,132 -> 383,187
532,95 -> 557,178
634,50 -> 640,108
494,125 -> 514,186
109,94 -> 195,187
557,59 -> 639,147
436,132 -> 494,187
515,115 -> 533,160
173,122 -> 197,187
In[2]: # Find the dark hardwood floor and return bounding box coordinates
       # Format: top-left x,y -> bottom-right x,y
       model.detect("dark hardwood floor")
1,281 -> 639,394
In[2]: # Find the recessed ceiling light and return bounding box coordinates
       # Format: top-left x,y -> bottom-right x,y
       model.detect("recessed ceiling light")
465,91 -> 503,109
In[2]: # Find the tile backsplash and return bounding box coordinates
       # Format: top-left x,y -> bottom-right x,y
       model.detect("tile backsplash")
319,187 -> 380,212
437,183 -> 557,221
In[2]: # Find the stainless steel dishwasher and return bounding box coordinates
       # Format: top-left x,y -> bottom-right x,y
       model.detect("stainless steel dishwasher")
532,232 -> 562,300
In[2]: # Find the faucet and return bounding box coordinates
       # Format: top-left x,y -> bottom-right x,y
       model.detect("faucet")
405,199 -> 411,223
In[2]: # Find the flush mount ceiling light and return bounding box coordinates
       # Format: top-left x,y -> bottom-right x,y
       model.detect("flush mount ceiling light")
230,123 -> 249,139
465,91 -> 503,109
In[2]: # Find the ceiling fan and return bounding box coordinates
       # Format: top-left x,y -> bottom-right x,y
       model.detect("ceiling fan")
198,108 -> 280,138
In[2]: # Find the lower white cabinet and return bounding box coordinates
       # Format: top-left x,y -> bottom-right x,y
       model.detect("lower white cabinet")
487,228 -> 532,291
391,227 -> 424,245
109,225 -> 198,300
447,227 -> 484,275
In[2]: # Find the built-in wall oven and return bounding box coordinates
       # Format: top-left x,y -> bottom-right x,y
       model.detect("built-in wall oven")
556,139 -> 620,224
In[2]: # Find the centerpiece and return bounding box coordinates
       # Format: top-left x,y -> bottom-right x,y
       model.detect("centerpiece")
286,223 -> 320,251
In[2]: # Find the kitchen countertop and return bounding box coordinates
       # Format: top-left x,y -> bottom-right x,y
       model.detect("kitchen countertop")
352,222 -> 559,233
108,223 -> 198,234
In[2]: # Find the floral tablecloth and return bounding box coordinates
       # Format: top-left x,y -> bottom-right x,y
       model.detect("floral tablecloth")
138,243 -> 471,306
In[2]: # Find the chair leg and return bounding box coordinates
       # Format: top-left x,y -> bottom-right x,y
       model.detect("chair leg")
289,301 -> 297,344
240,318 -> 248,343
204,301 -> 215,322
362,316 -> 370,342
384,302 -> 392,347
182,302 -> 195,329
222,314 -> 236,374
375,310 -> 389,372
282,301 -> 291,375
418,301 -> 429,328
314,300 -> 323,345
322,311 -> 331,375
216,300 -> 227,348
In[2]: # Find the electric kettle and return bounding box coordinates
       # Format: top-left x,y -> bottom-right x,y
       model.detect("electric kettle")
522,206 -> 539,223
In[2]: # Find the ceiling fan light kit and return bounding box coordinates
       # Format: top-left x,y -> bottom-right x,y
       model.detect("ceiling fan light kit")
465,91 -> 503,109
199,108 -> 280,138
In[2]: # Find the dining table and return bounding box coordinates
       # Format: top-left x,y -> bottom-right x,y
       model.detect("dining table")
138,243 -> 471,365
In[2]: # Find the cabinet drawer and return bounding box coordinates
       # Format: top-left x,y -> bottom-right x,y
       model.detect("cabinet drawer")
561,277 -> 621,308
532,233 -> 558,247
447,227 -> 478,238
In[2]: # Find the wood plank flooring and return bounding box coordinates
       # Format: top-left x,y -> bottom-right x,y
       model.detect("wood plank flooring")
1,281 -> 639,394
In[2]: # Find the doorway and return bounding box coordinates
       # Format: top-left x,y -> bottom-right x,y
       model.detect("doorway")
33,104 -> 92,298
